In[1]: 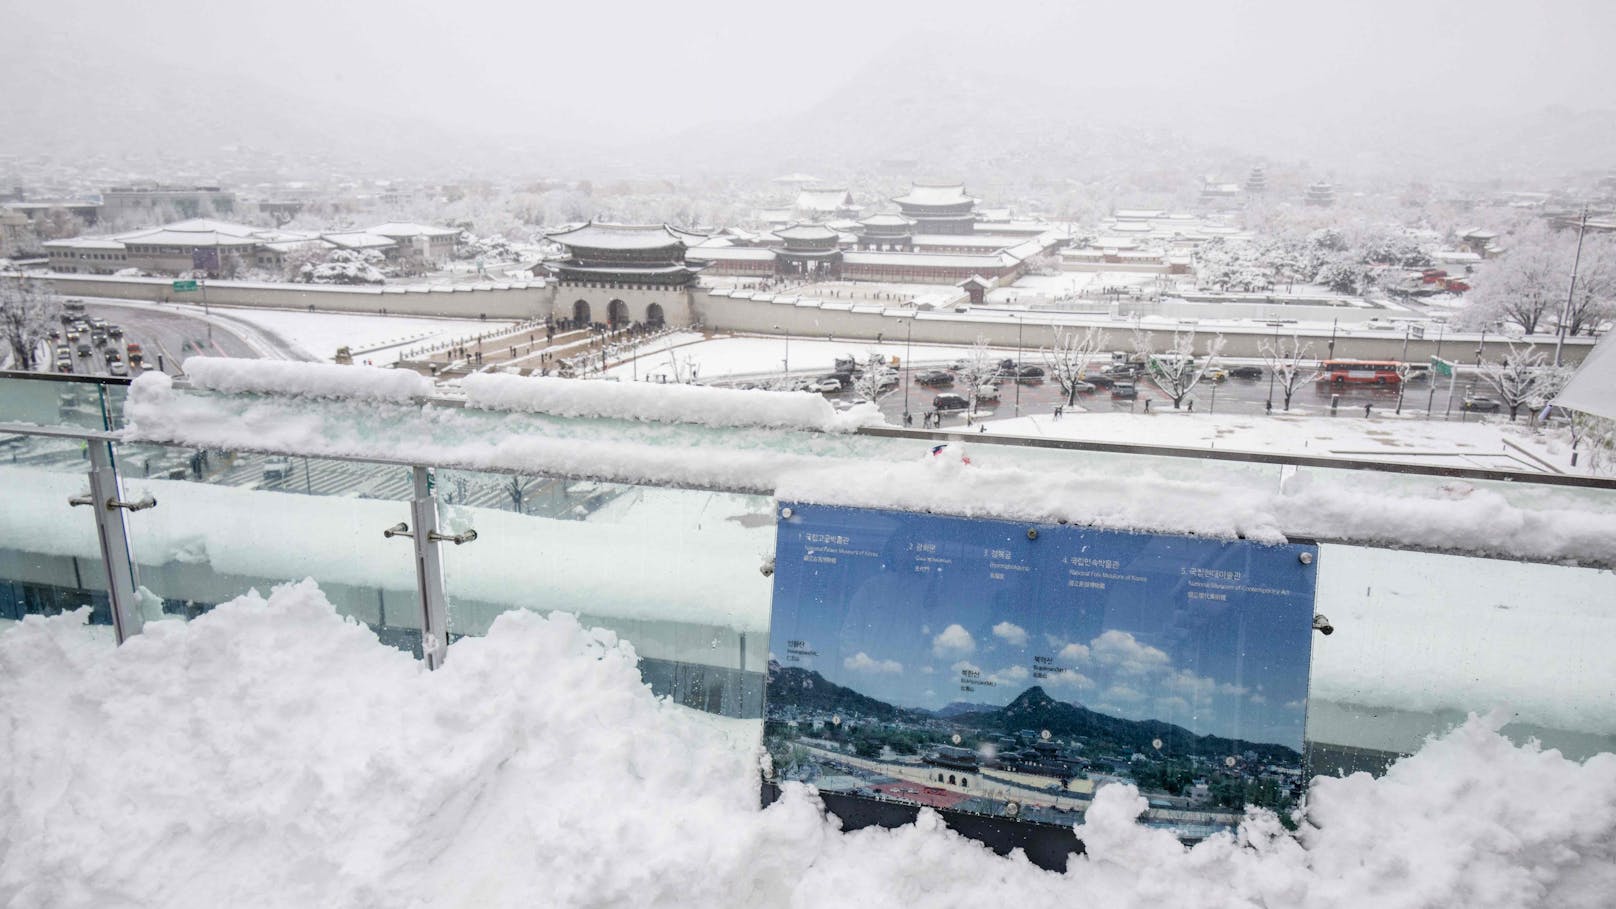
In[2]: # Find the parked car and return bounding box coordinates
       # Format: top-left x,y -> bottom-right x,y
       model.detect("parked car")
1102,364 -> 1138,378
1111,382 -> 1138,399
262,456 -> 293,482
811,378 -> 843,393
1016,365 -> 1045,380
1066,380 -> 1096,395
1226,365 -> 1263,379
916,370 -> 953,387
975,384 -> 1001,403
933,393 -> 971,412
1202,367 -> 1228,382
1084,372 -> 1116,388
1462,396 -> 1501,413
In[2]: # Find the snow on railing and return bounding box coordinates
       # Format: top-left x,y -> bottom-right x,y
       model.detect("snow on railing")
178,357 -> 433,402
460,372 -> 885,433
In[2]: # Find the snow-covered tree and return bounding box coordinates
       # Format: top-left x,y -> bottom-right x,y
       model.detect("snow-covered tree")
1258,334 -> 1320,411
1568,410 -> 1616,472
0,275 -> 61,371
1040,325 -> 1110,406
1460,221 -> 1586,335
281,243 -> 330,282
301,249 -> 385,285
956,337 -> 999,416
1147,330 -> 1225,409
1478,341 -> 1565,421
663,337 -> 699,384
1561,234 -> 1616,337
852,352 -> 895,404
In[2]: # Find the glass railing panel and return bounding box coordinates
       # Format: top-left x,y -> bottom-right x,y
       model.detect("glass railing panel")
102,442 -> 421,651
1309,543 -> 1616,774
436,468 -> 776,717
0,432 -> 118,643
0,374 -> 123,431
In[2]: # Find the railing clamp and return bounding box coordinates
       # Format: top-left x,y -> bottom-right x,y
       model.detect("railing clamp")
1313,613 -> 1334,635
428,529 -> 478,545
69,494 -> 157,511
383,522 -> 413,539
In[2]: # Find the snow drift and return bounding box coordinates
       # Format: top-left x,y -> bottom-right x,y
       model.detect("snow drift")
179,357 -> 434,402
2,582 -> 1612,908
461,371 -> 885,432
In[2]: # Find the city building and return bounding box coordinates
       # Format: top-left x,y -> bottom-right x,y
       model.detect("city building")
854,213 -> 915,251
794,188 -> 859,221
368,222 -> 463,265
771,224 -> 844,280
101,185 -> 236,224
542,222 -> 706,327
1,208 -> 39,259
892,183 -> 978,234
1305,181 -> 1336,207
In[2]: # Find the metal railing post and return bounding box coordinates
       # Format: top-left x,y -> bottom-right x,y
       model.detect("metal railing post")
409,466 -> 451,669
85,441 -> 144,643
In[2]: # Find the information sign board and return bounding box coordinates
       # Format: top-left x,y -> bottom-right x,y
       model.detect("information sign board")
172,280 -> 198,292
765,503 -> 1318,838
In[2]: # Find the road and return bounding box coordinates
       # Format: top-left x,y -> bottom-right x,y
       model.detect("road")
857,364 -> 1488,426
48,298 -> 313,379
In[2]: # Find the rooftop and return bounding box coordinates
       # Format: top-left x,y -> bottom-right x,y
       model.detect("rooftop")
772,223 -> 842,242
546,222 -> 695,251
894,183 -> 977,207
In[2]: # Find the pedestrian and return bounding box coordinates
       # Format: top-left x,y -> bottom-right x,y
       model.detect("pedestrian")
979,424 -> 987,433
903,412 -> 913,427
1265,399 -> 1272,414
1364,403 -> 1372,418
1144,399 -> 1151,412
1187,400 -> 1194,412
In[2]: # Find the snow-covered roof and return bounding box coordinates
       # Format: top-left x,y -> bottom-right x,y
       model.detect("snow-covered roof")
683,246 -> 775,262
368,221 -> 461,239
42,237 -> 126,250
893,183 -> 976,207
322,232 -> 397,250
120,219 -> 263,242
795,189 -> 856,212
119,228 -> 260,247
911,234 -> 1030,251
772,223 -> 841,242
546,222 -> 692,251
858,213 -> 915,228
843,250 -> 1014,269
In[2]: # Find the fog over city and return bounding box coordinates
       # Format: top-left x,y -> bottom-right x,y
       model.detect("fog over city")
4,0 -> 1614,179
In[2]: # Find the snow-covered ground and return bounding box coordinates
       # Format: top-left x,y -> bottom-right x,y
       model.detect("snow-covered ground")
604,334 -> 1015,381
2,582 -> 1612,908
979,409 -> 1583,474
203,306 -> 514,363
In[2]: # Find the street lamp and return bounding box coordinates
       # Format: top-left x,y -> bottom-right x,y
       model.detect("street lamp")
901,317 -> 914,419
1014,315 -> 1023,418
773,324 -> 789,374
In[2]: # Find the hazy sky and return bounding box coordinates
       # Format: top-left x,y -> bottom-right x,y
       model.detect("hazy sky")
3,0 -> 1613,174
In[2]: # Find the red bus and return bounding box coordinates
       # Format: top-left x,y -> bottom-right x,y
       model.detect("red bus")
1318,360 -> 1402,385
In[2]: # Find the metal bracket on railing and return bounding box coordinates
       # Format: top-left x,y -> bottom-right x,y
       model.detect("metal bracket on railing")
428,529 -> 478,545
69,494 -> 157,511
1313,613 -> 1334,635
110,496 -> 157,512
383,522 -> 413,539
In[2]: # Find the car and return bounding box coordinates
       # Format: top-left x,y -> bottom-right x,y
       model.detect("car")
916,370 -> 953,387
1202,367 -> 1228,382
1016,365 -> 1045,380
107,360 -> 129,377
105,349 -> 121,363
262,456 -> 293,483
108,325 -> 123,338
1083,372 -> 1116,388
1226,365 -> 1263,379
76,342 -> 92,358
933,393 -> 971,412
1067,380 -> 1096,395
47,328 -> 61,341
92,332 -> 108,346
810,378 -> 843,393
1102,363 -> 1138,378
975,384 -> 1001,403
1111,382 -> 1138,399
1461,396 -> 1501,413
55,359 -> 74,374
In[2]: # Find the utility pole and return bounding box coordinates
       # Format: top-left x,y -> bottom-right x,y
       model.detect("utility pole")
1426,323 -> 1445,417
1555,204 -> 1589,367
903,318 -> 913,418
1014,315 -> 1023,417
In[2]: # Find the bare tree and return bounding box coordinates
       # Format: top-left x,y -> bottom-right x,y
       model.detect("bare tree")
1567,410 -> 1616,472
956,336 -> 999,417
0,275 -> 62,371
1041,326 -> 1110,406
1478,341 -> 1565,421
663,337 -> 699,384
1259,334 -> 1320,412
504,475 -> 533,513
852,351 -> 895,404
1146,330 -> 1225,409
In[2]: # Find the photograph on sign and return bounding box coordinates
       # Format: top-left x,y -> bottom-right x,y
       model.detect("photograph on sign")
765,503 -> 1318,838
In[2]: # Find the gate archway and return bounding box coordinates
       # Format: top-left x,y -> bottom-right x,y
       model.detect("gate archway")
573,300 -> 591,325
607,299 -> 629,328
646,302 -> 665,327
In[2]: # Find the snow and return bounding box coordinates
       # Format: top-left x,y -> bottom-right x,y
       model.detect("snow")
2,582 -> 1613,907
117,374 -> 1616,568
460,372 -> 885,433
202,308 -> 511,364
178,357 -> 433,402
603,335 -> 1016,381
